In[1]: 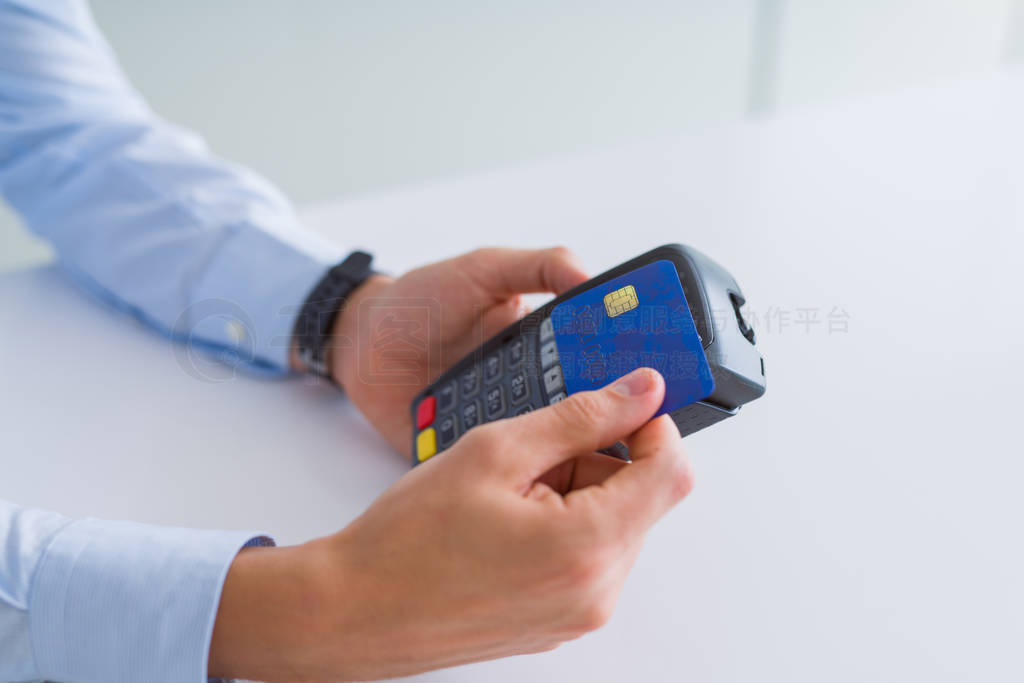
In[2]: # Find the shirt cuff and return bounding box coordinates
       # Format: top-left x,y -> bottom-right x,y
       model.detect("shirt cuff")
184,224 -> 344,374
29,518 -> 273,683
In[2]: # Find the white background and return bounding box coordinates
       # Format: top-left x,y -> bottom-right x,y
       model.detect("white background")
3,0 -> 1024,270
3,65 -> 1022,680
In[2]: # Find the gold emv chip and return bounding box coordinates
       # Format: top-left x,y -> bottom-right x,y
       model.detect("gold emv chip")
603,284 -> 639,317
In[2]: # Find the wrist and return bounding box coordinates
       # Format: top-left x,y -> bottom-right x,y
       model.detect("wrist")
289,273 -> 393,377
329,272 -> 394,392
289,251 -> 379,377
208,540 -> 338,680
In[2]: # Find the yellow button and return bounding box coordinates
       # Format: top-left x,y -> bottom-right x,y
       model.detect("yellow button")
416,428 -> 438,462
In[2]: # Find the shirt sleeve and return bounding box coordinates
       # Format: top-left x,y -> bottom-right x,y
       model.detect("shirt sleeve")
0,0 -> 345,373
0,499 -> 273,683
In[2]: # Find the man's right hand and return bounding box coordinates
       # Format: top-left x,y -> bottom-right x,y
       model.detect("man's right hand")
208,367 -> 694,681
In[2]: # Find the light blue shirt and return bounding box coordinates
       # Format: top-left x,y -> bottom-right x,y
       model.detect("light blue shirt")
1,1 -> 345,680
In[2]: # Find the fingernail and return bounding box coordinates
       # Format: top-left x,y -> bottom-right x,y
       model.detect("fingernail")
611,368 -> 656,397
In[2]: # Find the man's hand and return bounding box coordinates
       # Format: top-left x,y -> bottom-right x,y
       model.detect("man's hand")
209,368 -> 694,681
328,247 -> 590,453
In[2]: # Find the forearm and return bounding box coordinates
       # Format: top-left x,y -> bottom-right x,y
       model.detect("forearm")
209,533 -> 409,682
208,529 -> 507,682
0,0 -> 342,373
209,541 -> 334,680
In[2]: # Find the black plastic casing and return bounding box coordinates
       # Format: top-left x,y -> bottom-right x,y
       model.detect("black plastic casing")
409,244 -> 766,465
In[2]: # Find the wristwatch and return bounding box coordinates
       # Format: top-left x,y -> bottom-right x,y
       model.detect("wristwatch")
293,250 -> 375,379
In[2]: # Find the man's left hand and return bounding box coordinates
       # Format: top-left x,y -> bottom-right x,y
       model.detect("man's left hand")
328,247 -> 589,454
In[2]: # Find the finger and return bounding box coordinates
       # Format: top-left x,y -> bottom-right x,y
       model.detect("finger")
535,458 -> 575,495
479,296 -> 525,340
536,453 -> 625,495
437,297 -> 528,368
571,414 -> 694,534
568,453 -> 627,490
497,368 -> 665,484
525,480 -> 562,505
460,246 -> 589,298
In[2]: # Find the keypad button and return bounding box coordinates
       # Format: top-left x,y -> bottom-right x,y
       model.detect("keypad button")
539,317 -> 554,343
416,395 -> 436,429
437,414 -> 457,448
484,353 -> 502,384
461,400 -> 481,431
506,338 -> 524,368
510,372 -> 529,404
515,404 -> 533,416
540,340 -> 559,369
485,386 -> 505,420
416,428 -> 437,462
461,366 -> 480,398
543,364 -> 564,396
548,391 -> 567,404
437,381 -> 457,412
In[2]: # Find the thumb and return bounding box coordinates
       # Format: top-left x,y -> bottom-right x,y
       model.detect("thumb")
576,414 -> 694,535
497,368 -> 666,484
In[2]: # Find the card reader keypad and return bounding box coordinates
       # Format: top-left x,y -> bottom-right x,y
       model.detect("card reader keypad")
485,386 -> 505,419
506,338 -> 524,367
510,372 -> 529,404
437,414 -> 457,448
461,366 -> 480,397
484,353 -> 502,383
437,381 -> 457,412
540,340 -> 559,369
542,365 -> 564,395
461,400 -> 481,431
414,319 -> 566,462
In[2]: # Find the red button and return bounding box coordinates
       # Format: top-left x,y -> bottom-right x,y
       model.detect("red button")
416,395 -> 436,429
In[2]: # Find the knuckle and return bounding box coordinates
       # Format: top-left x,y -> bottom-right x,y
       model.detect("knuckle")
459,248 -> 497,275
557,391 -> 607,430
575,595 -> 616,633
547,245 -> 574,261
465,246 -> 494,261
459,423 -> 504,459
528,640 -> 562,654
561,543 -> 611,588
667,452 -> 696,502
558,547 -> 598,586
571,498 -> 611,543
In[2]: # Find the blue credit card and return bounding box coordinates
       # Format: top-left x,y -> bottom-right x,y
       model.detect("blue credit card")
550,259 -> 714,416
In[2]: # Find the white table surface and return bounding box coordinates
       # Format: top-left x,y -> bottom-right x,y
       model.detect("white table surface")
3,68 -> 1023,682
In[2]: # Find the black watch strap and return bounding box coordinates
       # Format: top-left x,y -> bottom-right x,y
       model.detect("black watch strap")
294,250 -> 374,379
